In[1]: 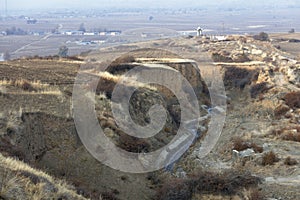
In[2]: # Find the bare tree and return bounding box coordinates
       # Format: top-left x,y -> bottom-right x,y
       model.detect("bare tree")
3,51 -> 10,61
289,28 -> 295,33
58,46 -> 68,58
78,23 -> 86,32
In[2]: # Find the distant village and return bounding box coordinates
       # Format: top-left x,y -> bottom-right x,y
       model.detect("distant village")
0,18 -> 122,37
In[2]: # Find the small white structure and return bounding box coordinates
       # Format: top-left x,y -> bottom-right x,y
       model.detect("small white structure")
0,53 -> 4,61
197,26 -> 203,36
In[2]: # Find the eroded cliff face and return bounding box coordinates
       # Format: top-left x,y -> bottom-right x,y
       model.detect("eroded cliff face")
0,49 -> 210,200
1,34 -> 300,200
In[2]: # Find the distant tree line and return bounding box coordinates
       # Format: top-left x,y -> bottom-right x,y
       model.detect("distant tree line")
5,27 -> 28,35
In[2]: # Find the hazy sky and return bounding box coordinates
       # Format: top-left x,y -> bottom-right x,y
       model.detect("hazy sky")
3,0 -> 299,10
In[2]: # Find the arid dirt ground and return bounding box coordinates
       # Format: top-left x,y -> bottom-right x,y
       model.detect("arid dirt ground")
0,33 -> 300,199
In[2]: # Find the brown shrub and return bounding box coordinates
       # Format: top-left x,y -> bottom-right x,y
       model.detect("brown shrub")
251,143 -> 264,153
157,179 -> 192,200
284,156 -> 298,166
233,137 -> 250,151
118,132 -> 150,153
249,188 -> 265,200
189,170 -> 262,196
232,138 -> 263,153
250,82 -> 270,98
101,191 -> 119,200
212,52 -> 233,62
233,54 -> 251,62
67,56 -> 84,61
282,132 -> 300,142
274,104 -> 290,118
283,92 -> 300,109
262,151 -> 279,166
18,80 -> 34,91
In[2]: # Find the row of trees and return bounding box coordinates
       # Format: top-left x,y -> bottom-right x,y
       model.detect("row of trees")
5,27 -> 27,35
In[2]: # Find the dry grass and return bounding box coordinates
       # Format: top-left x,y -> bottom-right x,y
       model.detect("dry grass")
261,151 -> 279,166
248,188 -> 265,200
250,82 -> 270,98
86,71 -> 157,98
232,137 -> 263,153
223,66 -> 259,89
274,104 -> 290,119
98,72 -> 157,91
0,153 -> 88,200
284,156 -> 298,166
243,99 -> 277,119
0,79 -> 62,95
157,170 -> 262,200
271,126 -> 300,142
281,132 -> 300,142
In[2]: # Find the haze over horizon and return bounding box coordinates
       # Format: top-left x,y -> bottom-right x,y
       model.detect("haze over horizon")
3,0 -> 299,11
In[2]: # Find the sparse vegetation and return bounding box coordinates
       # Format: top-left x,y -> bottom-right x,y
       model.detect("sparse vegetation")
274,104 -> 290,119
5,26 -> 28,35
250,82 -> 270,98
253,32 -> 269,41
157,170 -> 262,200
262,151 -> 279,166
211,52 -> 233,62
118,132 -> 150,153
282,132 -> 300,142
0,153 -> 87,200
283,91 -> 300,109
232,137 -> 263,153
271,126 -> 300,142
249,188 -> 265,200
0,79 -> 61,95
223,66 -> 258,89
284,156 -> 298,166
110,55 -> 135,67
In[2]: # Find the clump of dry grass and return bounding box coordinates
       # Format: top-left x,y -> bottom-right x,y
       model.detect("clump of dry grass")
232,137 -> 263,153
284,156 -> 298,166
249,188 -> 265,200
261,151 -> 279,166
274,104 -> 290,119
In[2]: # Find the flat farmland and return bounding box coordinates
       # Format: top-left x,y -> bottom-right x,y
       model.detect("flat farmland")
0,7 -> 299,59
